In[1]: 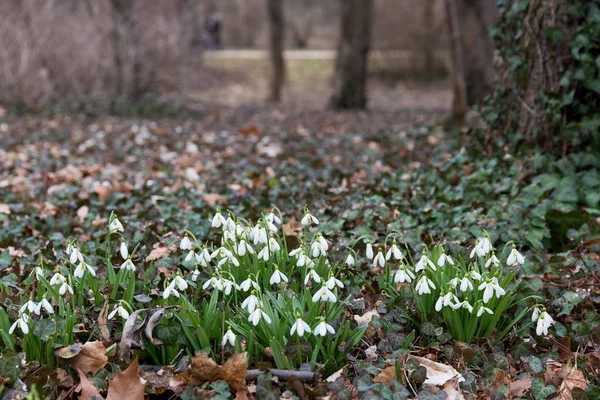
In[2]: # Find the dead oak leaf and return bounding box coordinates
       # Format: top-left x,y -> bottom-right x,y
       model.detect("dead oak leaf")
0,203 -> 10,215
106,357 -> 146,400
77,368 -> 103,400
509,377 -> 532,397
202,193 -> 226,206
373,366 -> 396,384
71,341 -> 108,375
146,243 -> 172,262
77,206 -> 89,224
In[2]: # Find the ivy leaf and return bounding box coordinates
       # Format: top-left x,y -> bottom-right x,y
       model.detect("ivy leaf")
0,351 -> 24,384
531,377 -> 556,400
33,318 -> 56,341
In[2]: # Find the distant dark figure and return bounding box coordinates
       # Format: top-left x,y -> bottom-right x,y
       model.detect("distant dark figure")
202,14 -> 222,50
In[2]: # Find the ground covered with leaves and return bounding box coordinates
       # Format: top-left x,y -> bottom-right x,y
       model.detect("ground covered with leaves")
1,93 -> 599,400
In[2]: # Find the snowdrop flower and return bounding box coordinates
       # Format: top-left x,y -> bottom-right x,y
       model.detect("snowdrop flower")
120,258 -> 136,272
289,248 -> 302,257
312,283 -> 337,302
242,292 -> 260,313
394,265 -> 416,283
171,276 -> 189,291
50,273 -> 66,286
459,277 -> 474,292
301,211 -> 319,226
507,245 -> 525,266
268,237 -> 281,252
258,246 -> 271,261
290,314 -> 311,337
485,252 -> 500,268
33,267 -> 44,280
265,212 -> 281,226
20,299 -> 38,315
236,240 -> 254,256
59,282 -> 74,296
477,305 -> 494,317
195,248 -> 212,267
211,210 -> 226,228
345,253 -> 355,266
180,236 -> 192,251
311,235 -> 328,258
467,270 -> 482,281
449,276 -> 460,289
435,292 -> 458,312
534,309 -> 553,336
9,314 -> 30,335
108,302 -> 130,320
222,279 -> 237,295
213,248 -> 240,267
162,285 -> 180,299
225,217 -> 236,233
38,298 -> 54,315
451,301 -> 474,313
478,277 -> 506,303
314,317 -> 335,337
471,236 -> 492,258
74,261 -> 96,278
366,243 -> 374,260
532,307 -> 541,322
415,276 -> 436,295
250,225 -> 268,245
239,277 -> 259,292
372,250 -> 385,268
415,252 -> 436,272
109,217 -> 124,233
248,306 -> 271,326
270,267 -> 288,285
305,268 -> 322,285
222,327 -> 236,347
69,247 -> 84,265
191,269 -> 200,282
386,241 -> 404,261
297,253 -> 310,267
326,275 -> 343,290
119,241 -> 129,260
437,253 -> 454,267
203,276 -> 224,291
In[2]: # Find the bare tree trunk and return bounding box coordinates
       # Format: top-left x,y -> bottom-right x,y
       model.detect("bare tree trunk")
422,0 -> 435,81
330,0 -> 373,110
267,0 -> 285,102
110,0 -> 142,99
445,0 -> 468,121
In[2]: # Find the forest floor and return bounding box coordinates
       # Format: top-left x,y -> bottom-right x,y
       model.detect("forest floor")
1,56 -> 599,400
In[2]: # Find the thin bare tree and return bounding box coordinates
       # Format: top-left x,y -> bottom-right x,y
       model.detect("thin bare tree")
267,0 -> 285,102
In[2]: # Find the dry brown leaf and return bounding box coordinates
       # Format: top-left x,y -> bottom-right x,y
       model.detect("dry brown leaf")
106,357 -> 146,400
509,377 -> 532,397
77,368 -> 103,400
325,367 -> 345,383
283,219 -> 299,238
409,356 -> 465,388
202,193 -> 226,206
56,368 -> 74,388
7,247 -> 26,257
37,202 -> 58,217
94,184 -> 112,203
98,297 -> 110,343
0,203 -> 10,215
92,216 -> 108,229
373,366 -> 396,384
77,205 -> 89,224
172,352 -> 248,392
222,353 -> 248,392
71,341 -> 108,375
441,376 -> 465,400
554,365 -> 588,400
146,243 -> 171,262
354,309 -> 379,326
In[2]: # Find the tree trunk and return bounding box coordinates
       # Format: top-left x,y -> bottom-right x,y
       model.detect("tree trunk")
422,0 -> 435,81
329,0 -> 373,110
110,0 -> 142,99
445,0 -> 468,121
267,0 -> 285,102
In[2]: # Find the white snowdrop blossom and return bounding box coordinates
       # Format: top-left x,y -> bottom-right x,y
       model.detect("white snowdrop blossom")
195,249 -> 212,267
366,243 -> 374,260
345,253 -> 355,266
69,247 -> 84,265
180,236 -> 192,251
109,218 -> 124,233
59,282 -> 74,296
242,292 -> 260,313
471,236 -> 492,258
532,307 -> 541,322
258,246 -> 271,261
265,212 -> 281,226
535,310 -> 553,336
507,246 -> 525,266
250,225 -> 268,245
437,253 -> 454,267
485,253 -> 500,268
225,217 -> 236,233
162,285 -> 180,299
478,277 -> 506,303
477,305 -> 494,317
34,267 -> 44,280
236,240 -> 254,256
171,276 -> 189,291
290,315 -> 311,337
268,237 -> 281,252
212,210 -> 226,228
74,261 -> 96,278
451,301 -> 474,313
222,279 -> 237,295
239,277 -> 259,292
222,328 -> 236,347
415,276 -> 436,295
191,269 -> 200,282
305,268 -> 322,285
326,275 -> 343,290
372,251 -> 385,268
415,253 -> 436,272
459,277 -> 474,292
386,242 -> 404,261
270,267 -> 288,285
9,314 -> 30,335
468,270 -> 482,281
120,241 -> 129,260
311,236 -> 328,258
185,250 -> 197,263
108,303 -> 130,320
314,317 -> 336,336
449,277 -> 460,289
20,300 -> 39,315
50,273 -> 66,286
120,258 -> 136,272
301,212 -> 319,226
203,276 -> 224,291
394,265 -> 416,283
248,307 -> 271,326
435,292 -> 459,312
213,247 -> 240,267
38,298 -> 54,314
312,284 -> 337,302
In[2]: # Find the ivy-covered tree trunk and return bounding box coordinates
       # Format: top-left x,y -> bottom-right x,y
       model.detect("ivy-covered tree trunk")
330,0 -> 373,110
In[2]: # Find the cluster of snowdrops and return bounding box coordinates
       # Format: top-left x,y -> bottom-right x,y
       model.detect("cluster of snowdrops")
0,208 -> 553,371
